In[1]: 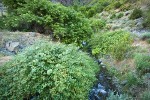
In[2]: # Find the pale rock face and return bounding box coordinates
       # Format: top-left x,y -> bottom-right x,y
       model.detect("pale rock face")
5,41 -> 19,52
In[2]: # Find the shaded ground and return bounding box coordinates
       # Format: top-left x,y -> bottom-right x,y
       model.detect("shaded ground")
0,31 -> 50,66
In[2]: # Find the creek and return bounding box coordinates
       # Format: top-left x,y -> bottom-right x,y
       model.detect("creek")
88,59 -> 120,100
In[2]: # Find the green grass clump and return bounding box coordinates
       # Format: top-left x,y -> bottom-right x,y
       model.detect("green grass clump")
124,72 -> 140,87
134,54 -> 150,75
90,30 -> 132,60
0,41 -> 99,100
129,8 -> 143,20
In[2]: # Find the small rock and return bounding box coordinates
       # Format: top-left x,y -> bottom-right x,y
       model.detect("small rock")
99,89 -> 107,95
98,83 -> 104,89
82,41 -> 87,46
5,41 -> 19,52
97,59 -> 102,64
124,10 -> 132,16
102,65 -> 106,68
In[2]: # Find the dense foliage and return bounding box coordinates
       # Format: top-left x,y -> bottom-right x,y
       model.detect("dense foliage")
0,16 -> 5,29
114,2 -> 122,9
89,18 -> 106,33
71,0 -> 110,17
1,0 -> 149,99
2,0 -> 26,10
0,41 -> 99,99
4,0 -> 93,45
90,30 -> 132,60
129,8 -> 143,19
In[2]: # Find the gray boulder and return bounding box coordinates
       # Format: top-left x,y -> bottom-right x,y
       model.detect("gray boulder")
5,41 -> 20,53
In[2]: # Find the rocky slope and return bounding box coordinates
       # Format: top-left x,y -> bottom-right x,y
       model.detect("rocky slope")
0,32 -> 50,66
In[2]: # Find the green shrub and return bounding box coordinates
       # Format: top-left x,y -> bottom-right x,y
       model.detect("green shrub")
141,33 -> 150,40
107,92 -> 133,100
140,91 -> 150,100
0,16 -> 6,29
124,72 -> 140,87
87,7 -> 97,18
143,9 -> 150,28
134,54 -> 150,75
90,30 -> 132,60
146,39 -> 150,43
4,0 -> 93,45
89,18 -> 106,32
129,8 -> 143,20
77,0 -> 110,18
0,41 -> 99,99
114,2 -> 122,9
117,13 -> 124,19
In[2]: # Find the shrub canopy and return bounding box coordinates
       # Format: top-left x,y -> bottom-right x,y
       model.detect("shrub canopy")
129,8 -> 143,20
4,0 -> 93,45
90,30 -> 132,60
0,41 -> 99,100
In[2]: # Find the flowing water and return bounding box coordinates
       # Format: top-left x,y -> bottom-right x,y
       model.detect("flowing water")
88,59 -> 119,100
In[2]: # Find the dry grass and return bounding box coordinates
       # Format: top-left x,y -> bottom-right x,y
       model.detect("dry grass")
101,38 -> 150,74
132,40 -> 149,48
0,56 -> 12,66
114,58 -> 135,72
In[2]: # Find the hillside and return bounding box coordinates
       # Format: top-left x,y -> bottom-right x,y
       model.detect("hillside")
0,0 -> 150,100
